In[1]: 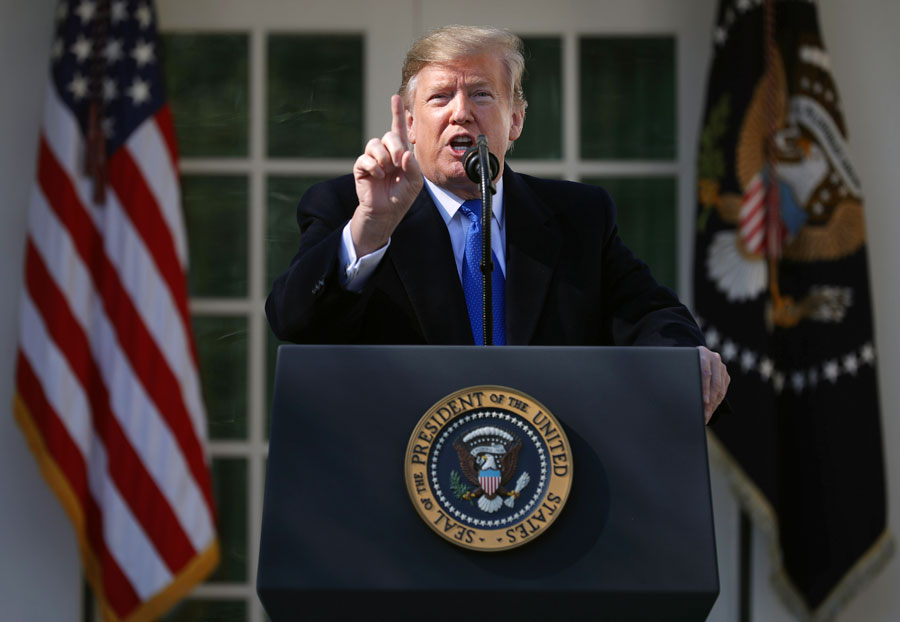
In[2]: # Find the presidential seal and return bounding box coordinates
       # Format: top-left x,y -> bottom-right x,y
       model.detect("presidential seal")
404,386 -> 573,551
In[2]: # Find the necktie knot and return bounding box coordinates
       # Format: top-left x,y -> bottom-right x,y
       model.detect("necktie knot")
460,199 -> 482,225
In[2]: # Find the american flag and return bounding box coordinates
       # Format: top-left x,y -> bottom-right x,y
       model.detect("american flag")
13,1 -> 218,620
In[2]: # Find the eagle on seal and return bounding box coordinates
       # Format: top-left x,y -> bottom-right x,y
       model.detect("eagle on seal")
453,425 -> 529,513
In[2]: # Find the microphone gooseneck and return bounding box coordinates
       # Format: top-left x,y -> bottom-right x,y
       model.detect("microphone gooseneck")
462,136 -> 498,346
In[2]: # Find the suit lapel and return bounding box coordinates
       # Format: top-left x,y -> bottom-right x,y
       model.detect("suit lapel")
503,168 -> 561,344
389,189 -> 475,344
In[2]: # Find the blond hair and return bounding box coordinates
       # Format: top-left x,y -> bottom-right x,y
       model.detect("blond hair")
399,25 -> 528,111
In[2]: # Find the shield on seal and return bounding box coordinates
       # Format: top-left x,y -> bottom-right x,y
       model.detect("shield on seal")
479,468 -> 501,496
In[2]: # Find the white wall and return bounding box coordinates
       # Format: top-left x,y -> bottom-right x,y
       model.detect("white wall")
0,0 -> 81,619
0,1 -> 896,620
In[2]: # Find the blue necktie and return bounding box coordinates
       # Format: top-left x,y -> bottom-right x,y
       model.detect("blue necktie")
459,199 -> 506,345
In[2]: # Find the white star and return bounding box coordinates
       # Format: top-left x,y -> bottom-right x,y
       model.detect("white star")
759,357 -> 774,380
102,117 -> 115,138
75,0 -> 96,24
860,343 -> 875,364
714,27 -> 727,45
824,359 -> 840,382
68,73 -> 88,100
103,77 -> 118,101
127,77 -> 151,104
56,3 -> 68,20
740,350 -> 757,372
843,353 -> 859,375
111,0 -> 128,23
705,327 -> 720,349
791,371 -> 805,393
737,0 -> 751,10
71,34 -> 92,63
51,38 -> 64,60
131,40 -> 155,67
801,77 -> 811,89
135,3 -> 153,28
722,340 -> 738,362
813,82 -> 823,94
105,38 -> 124,63
773,372 -> 785,394
820,188 -> 831,201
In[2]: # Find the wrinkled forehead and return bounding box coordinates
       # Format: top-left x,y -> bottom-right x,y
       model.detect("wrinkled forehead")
409,55 -> 512,99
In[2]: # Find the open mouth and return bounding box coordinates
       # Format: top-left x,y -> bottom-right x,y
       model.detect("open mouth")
449,135 -> 473,155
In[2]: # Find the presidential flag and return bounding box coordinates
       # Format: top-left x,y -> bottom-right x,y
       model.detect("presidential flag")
13,1 -> 218,620
694,0 -> 892,618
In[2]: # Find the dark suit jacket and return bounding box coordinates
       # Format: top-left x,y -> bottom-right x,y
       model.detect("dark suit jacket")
266,167 -> 706,349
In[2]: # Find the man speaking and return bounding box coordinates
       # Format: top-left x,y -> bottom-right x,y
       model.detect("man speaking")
265,25 -> 729,422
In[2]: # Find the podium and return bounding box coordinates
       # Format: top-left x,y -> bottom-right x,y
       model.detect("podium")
258,346 -> 718,620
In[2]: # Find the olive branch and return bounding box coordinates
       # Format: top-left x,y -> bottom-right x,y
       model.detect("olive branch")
450,470 -> 473,504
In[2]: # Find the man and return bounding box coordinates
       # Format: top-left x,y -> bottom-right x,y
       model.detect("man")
266,25 -> 729,422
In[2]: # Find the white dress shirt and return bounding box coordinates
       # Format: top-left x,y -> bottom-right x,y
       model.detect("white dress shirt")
339,177 -> 506,292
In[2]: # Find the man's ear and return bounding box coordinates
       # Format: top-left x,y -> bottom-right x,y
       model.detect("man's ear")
508,107 -> 525,142
406,109 -> 416,144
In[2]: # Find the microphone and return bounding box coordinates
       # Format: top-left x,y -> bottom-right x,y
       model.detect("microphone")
461,134 -> 498,346
462,137 -> 499,185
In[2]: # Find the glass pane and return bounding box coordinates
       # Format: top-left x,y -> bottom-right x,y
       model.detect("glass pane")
582,176 -> 677,290
266,176 -> 328,291
182,175 -> 248,297
193,315 -> 247,440
161,34 -> 248,157
266,330 -> 288,439
209,458 -> 247,583
162,598 -> 246,622
267,34 -> 363,157
580,37 -> 675,160
509,36 -> 562,160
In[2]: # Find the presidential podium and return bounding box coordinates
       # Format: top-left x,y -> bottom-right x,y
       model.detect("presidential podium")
257,346 -> 718,620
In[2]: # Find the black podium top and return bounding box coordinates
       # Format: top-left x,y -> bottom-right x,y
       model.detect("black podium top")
258,346 -> 718,620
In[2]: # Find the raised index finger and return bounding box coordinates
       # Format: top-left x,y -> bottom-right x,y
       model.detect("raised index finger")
390,94 -> 408,145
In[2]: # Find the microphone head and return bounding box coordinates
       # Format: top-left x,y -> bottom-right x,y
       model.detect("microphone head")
462,146 -> 481,183
462,140 -> 500,184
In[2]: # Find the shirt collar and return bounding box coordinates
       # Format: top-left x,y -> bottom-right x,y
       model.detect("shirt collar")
423,175 -> 505,229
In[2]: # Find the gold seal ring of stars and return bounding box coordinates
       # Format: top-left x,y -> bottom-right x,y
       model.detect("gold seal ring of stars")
404,385 -> 573,551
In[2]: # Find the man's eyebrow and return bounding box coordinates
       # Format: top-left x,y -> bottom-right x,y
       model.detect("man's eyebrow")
468,76 -> 492,87
422,80 -> 454,92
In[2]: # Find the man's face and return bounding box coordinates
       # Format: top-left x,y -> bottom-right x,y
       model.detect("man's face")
406,54 -> 525,199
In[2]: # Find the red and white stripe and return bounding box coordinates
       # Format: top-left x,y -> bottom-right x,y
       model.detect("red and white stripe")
14,81 -> 217,620
739,173 -> 767,255
479,474 -> 501,496
739,171 -> 786,258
